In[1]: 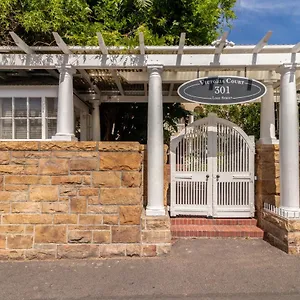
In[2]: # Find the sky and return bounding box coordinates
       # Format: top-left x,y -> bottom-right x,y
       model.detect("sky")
228,0 -> 300,45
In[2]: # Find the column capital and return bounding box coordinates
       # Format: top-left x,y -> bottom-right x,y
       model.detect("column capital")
276,64 -> 297,75
58,65 -> 76,75
262,79 -> 277,86
92,100 -> 101,108
147,65 -> 164,74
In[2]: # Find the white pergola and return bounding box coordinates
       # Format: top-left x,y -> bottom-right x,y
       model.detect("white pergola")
1,31 -> 300,217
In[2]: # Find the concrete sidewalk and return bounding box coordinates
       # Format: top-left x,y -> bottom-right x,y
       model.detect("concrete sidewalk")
1,239 -> 300,300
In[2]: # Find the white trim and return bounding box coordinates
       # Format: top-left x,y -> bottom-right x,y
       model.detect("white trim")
0,86 -> 58,97
3,53 -> 300,70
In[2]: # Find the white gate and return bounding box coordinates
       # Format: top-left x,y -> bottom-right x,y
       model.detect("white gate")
170,113 -> 255,218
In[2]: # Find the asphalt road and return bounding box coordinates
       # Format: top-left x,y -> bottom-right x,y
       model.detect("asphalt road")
1,239 -> 300,300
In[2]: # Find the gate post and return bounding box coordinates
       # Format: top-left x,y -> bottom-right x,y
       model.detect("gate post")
278,64 -> 300,212
146,65 -> 165,216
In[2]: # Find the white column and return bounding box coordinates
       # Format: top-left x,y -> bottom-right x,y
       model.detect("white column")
259,81 -> 278,144
279,65 -> 300,212
92,100 -> 101,141
52,65 -> 77,141
146,65 -> 165,216
80,112 -> 88,141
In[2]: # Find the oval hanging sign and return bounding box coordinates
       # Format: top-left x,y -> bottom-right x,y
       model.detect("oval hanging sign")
177,76 -> 267,105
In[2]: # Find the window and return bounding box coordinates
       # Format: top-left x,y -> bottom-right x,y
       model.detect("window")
0,97 -> 58,140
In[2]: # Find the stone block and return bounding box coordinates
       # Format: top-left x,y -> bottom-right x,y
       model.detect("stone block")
7,235 -> 33,249
82,175 -> 92,185
24,165 -> 39,175
57,245 -> 99,259
92,231 -> 111,244
2,214 -> 53,224
112,226 -> 140,243
35,225 -> 67,243
126,244 -> 141,256
30,186 -> 59,202
59,186 -> 77,196
52,151 -> 98,158
119,206 -> 142,225
256,180 -> 280,195
40,141 -> 97,151
98,142 -> 140,152
25,225 -> 34,234
288,220 -> 300,232
0,203 -> 10,213
79,215 -> 103,225
142,245 -> 157,257
68,231 -> 92,243
70,159 -> 98,171
0,225 -> 25,234
4,185 -> 29,191
103,215 -> 119,225
87,197 -> 100,205
11,202 -> 41,213
39,159 -> 69,175
0,235 -> 5,249
93,171 -> 121,187
100,153 -> 142,171
144,217 -> 170,230
287,232 -> 300,246
88,205 -> 119,214
0,142 -> 39,151
0,191 -> 28,201
142,231 -> 171,244
0,165 -> 24,174
25,249 -> 56,260
70,197 -> 87,214
0,152 -> 10,164
100,188 -> 141,205
122,172 -> 142,187
41,203 -> 69,214
256,163 -> 280,180
78,188 -> 99,196
51,175 -> 82,185
10,158 -> 38,165
99,244 -> 126,257
69,225 -> 109,231
53,214 -> 78,224
0,250 -> 24,260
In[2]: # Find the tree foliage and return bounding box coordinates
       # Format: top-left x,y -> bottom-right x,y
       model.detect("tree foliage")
0,0 -> 238,143
0,0 -> 236,46
194,103 -> 261,140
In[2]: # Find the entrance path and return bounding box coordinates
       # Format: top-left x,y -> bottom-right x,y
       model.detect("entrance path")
1,239 -> 300,300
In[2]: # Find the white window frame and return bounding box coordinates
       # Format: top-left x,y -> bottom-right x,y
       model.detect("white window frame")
0,86 -> 58,141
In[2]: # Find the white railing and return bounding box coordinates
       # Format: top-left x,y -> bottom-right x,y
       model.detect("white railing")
264,203 -> 300,219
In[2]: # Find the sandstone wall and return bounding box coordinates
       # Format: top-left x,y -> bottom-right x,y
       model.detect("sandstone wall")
255,144 -> 280,221
0,141 -> 170,260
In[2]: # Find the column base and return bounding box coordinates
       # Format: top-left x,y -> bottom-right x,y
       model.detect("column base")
258,138 -> 279,145
146,206 -> 166,216
52,134 -> 77,141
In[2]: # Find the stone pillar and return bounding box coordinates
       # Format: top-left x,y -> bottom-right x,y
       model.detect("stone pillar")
146,66 -> 165,216
259,81 -> 278,144
52,65 -> 77,141
92,100 -> 101,141
80,112 -> 88,141
278,65 -> 300,212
